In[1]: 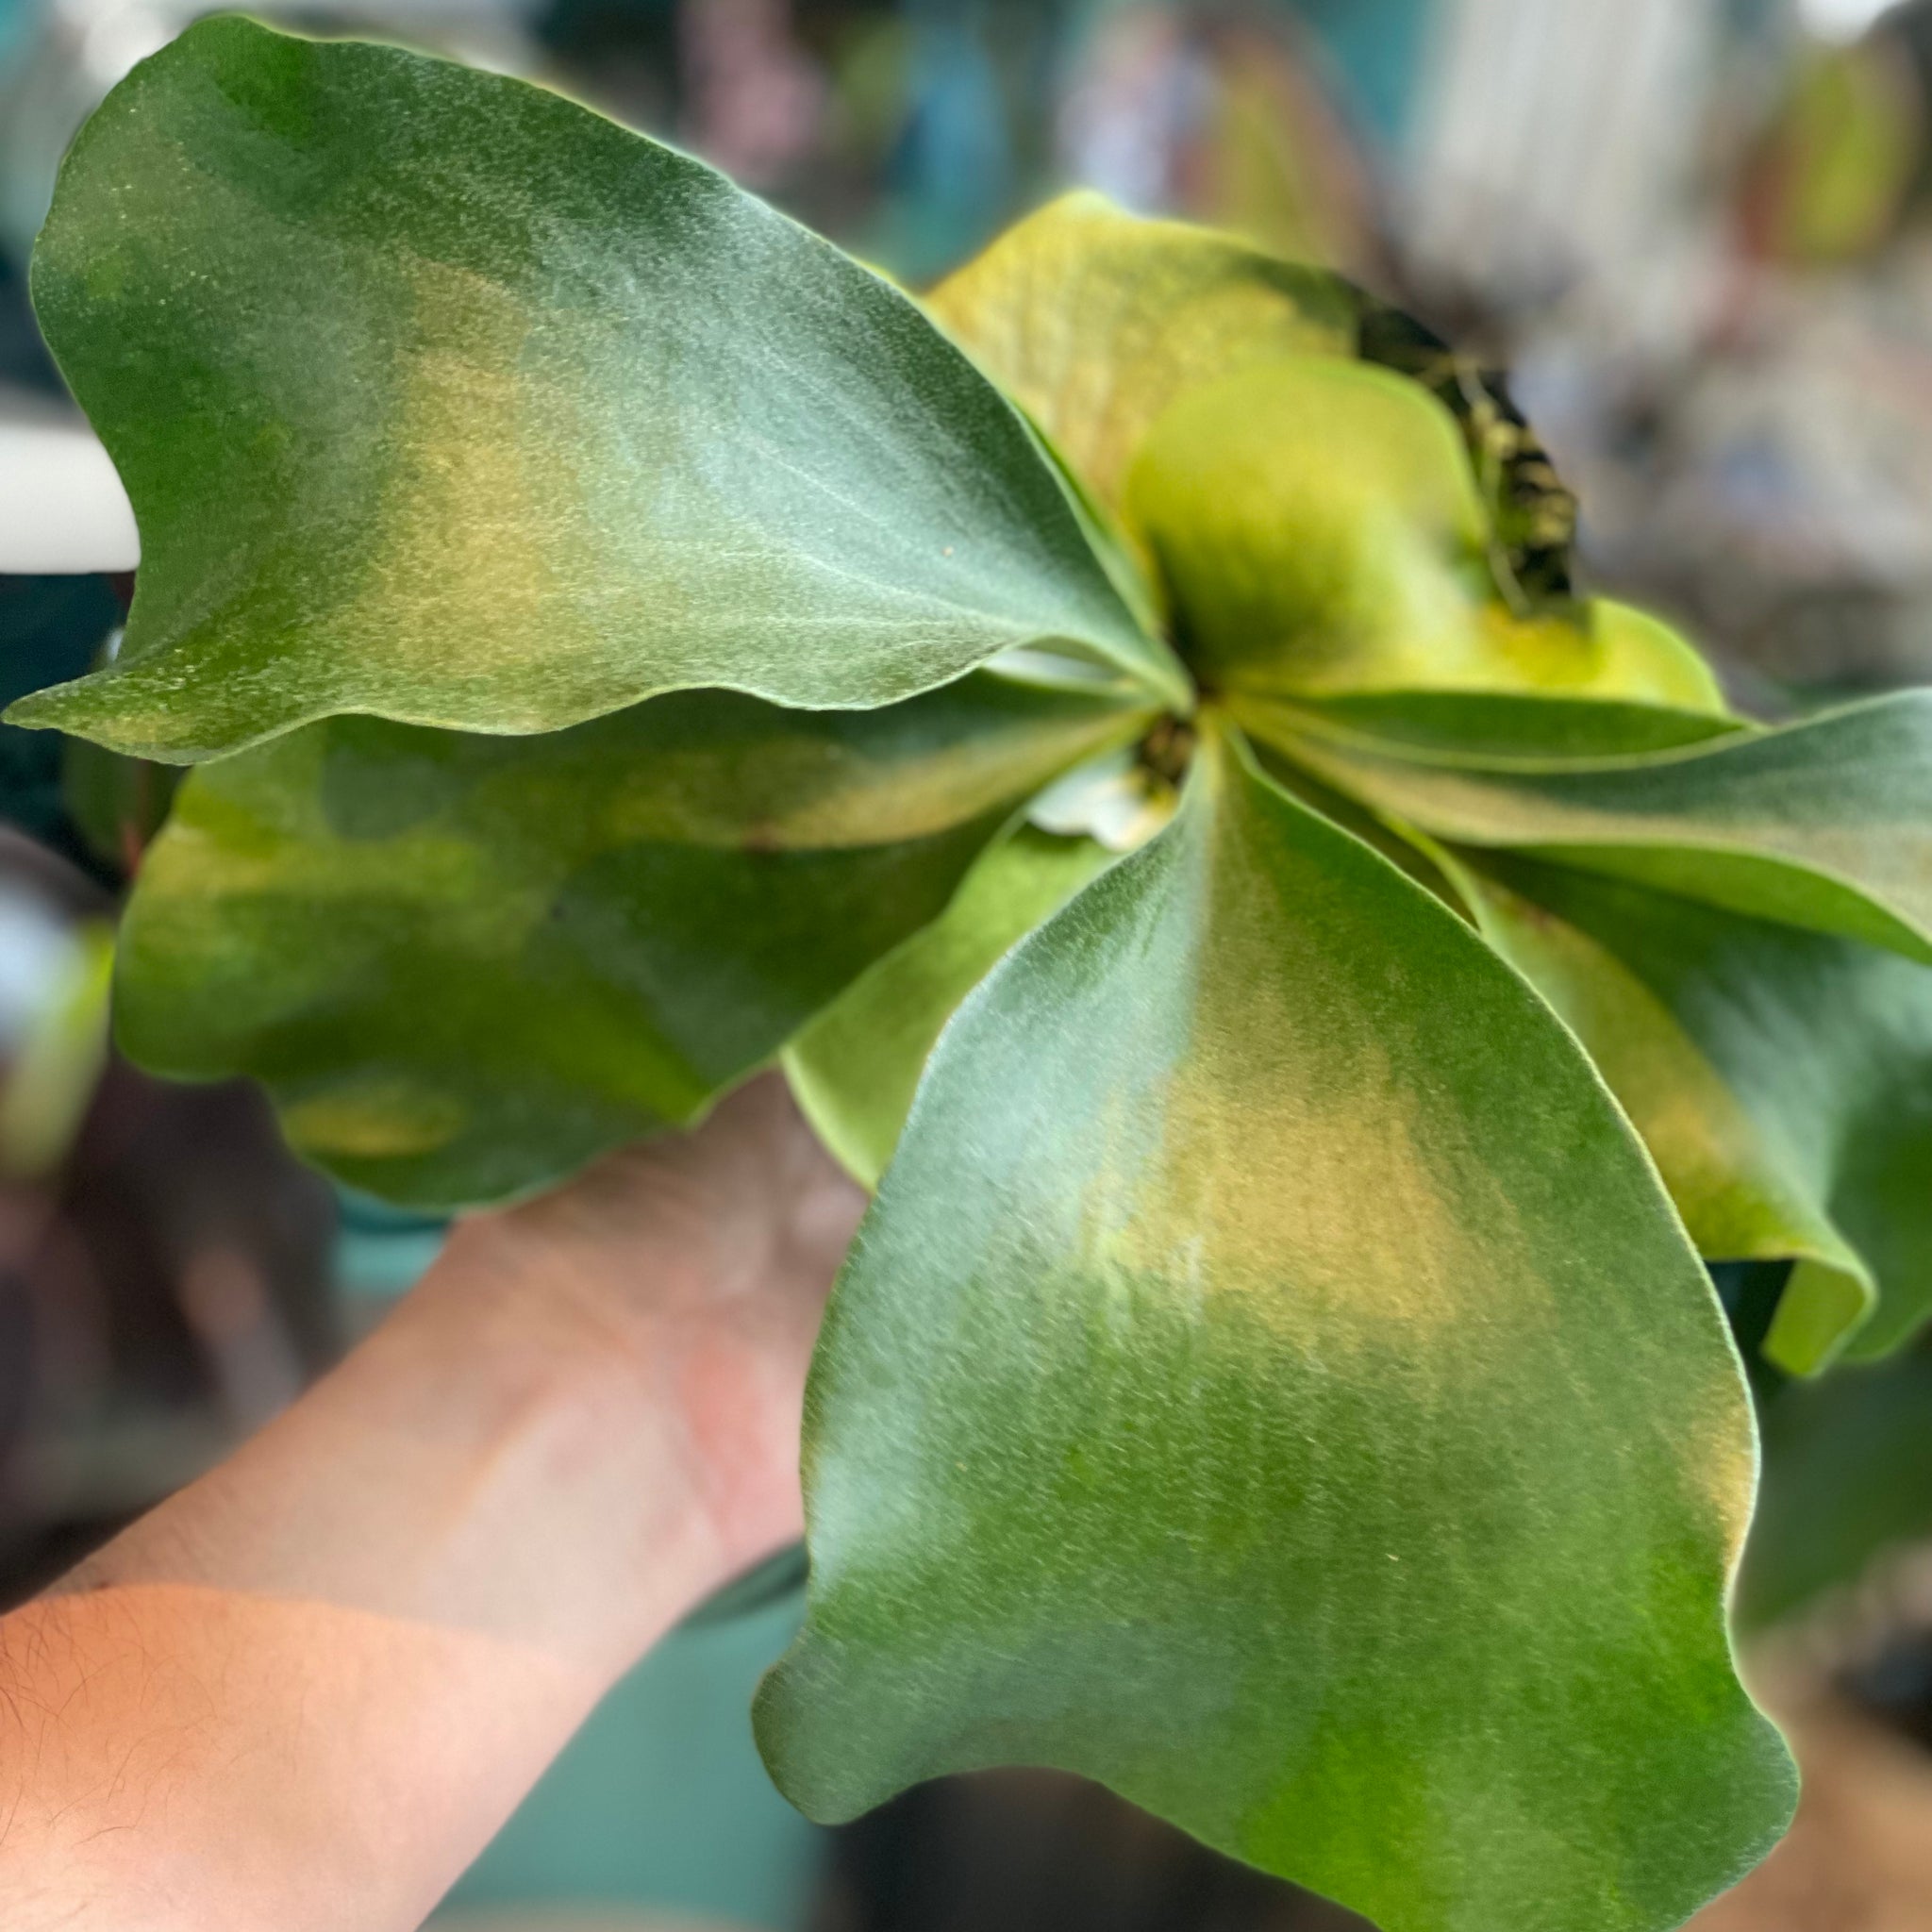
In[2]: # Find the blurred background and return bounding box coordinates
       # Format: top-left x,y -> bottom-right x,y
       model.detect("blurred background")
8,0 -> 1932,1925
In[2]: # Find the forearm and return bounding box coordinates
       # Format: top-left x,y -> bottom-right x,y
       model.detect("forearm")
0,1246 -> 757,1932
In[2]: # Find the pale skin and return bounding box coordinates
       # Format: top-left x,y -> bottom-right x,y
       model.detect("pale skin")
0,1074 -> 867,1932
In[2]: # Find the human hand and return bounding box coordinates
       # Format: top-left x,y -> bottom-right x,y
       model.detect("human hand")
422,1071 -> 867,1589
0,1074 -> 865,1932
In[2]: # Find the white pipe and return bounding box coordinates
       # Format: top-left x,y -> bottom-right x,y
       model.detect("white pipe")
0,404 -> 138,575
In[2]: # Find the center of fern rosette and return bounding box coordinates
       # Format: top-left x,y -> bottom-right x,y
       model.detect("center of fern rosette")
1138,715 -> 1197,785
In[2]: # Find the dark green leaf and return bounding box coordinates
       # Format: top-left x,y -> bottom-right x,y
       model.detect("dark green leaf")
61,738 -> 180,874
116,675 -> 1142,1205
1738,1343 -> 1932,1630
1253,691 -> 1932,964
758,724 -> 1792,1932
1448,853 -> 1932,1372
11,20 -> 1182,762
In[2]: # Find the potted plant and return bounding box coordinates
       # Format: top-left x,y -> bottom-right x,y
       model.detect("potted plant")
19,19 -> 1932,1928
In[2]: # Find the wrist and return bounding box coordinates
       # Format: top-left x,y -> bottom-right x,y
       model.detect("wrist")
392,1224 -> 807,1633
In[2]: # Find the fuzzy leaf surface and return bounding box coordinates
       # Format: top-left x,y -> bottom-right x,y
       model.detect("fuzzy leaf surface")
926,192 -> 1357,517
1451,853 -> 1932,1372
758,727 -> 1793,1932
12,20 -> 1180,762
785,824 -> 1115,1187
1274,688 -> 1746,764
1257,691 -> 1932,962
924,194 -> 1648,637
925,188 -> 1726,714
116,675 -> 1139,1205
1126,358 -> 1727,708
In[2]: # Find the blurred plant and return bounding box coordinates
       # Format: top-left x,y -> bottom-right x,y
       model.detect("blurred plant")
0,906 -> 110,1178
1739,36 -> 1922,267
1057,1 -> 1381,276
30,18 -> 1932,1928
1740,1331 -> 1932,1635
0,828 -> 335,1603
